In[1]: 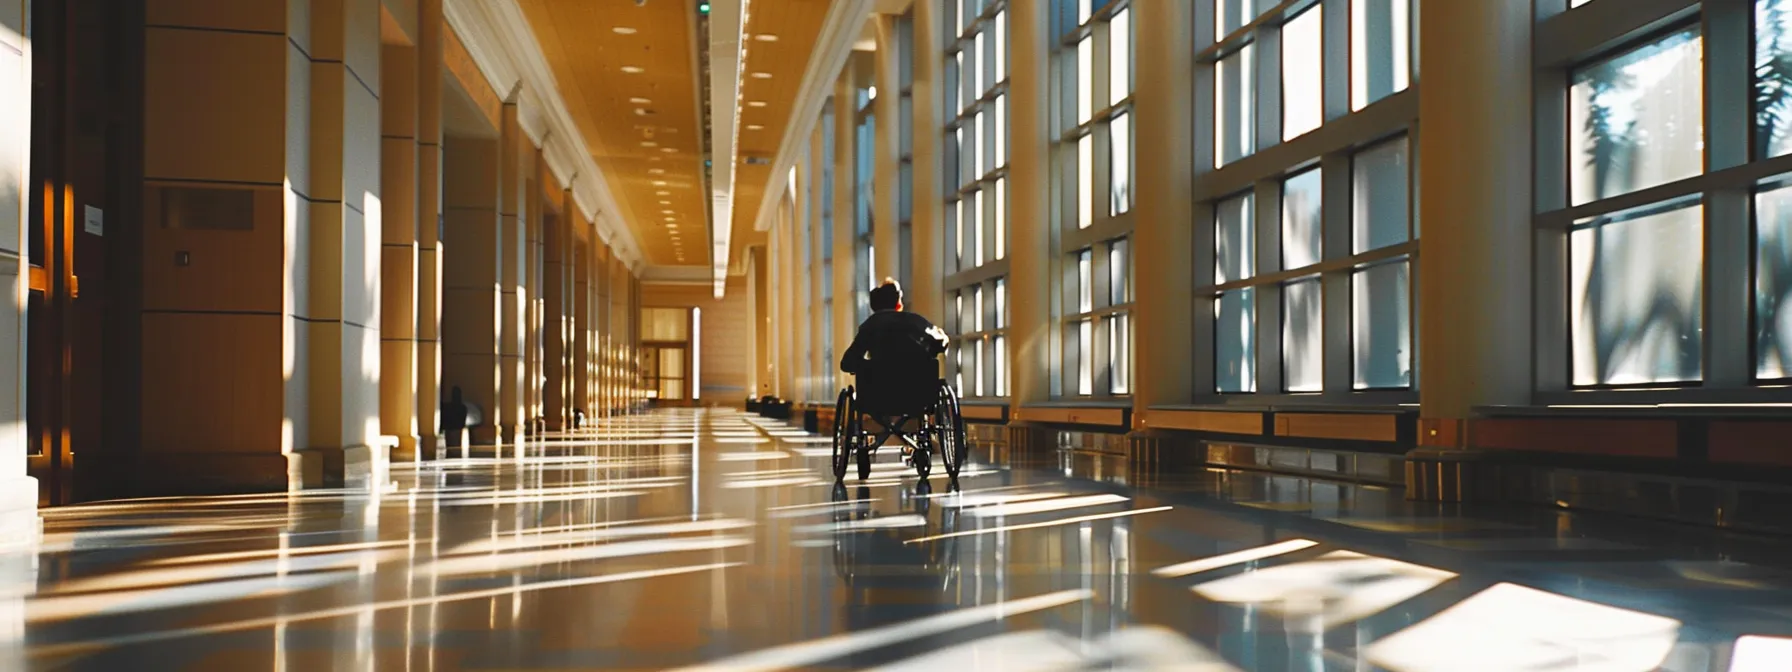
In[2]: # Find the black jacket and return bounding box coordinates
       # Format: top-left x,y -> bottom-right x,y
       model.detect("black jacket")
840,310 -> 949,374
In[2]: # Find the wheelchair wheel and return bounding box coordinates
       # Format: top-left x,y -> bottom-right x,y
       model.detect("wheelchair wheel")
914,445 -> 932,479
830,387 -> 854,481
935,384 -> 969,479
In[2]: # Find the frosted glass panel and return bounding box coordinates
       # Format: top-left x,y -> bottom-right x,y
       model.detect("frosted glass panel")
1353,137 -> 1409,253
1078,134 -> 1094,228
1569,198 -> 1704,385
1110,112 -> 1132,215
1283,168 -> 1324,270
1569,28 -> 1702,206
1108,314 -> 1130,394
1759,179 -> 1792,377
1077,249 -> 1094,313
1351,0 -> 1411,111
1282,7 -> 1324,140
1216,192 -> 1255,283
1217,45 -> 1255,167
1078,320 -> 1094,395
1077,36 -> 1094,124
1216,288 -> 1257,393
1284,277 -> 1323,392
1353,261 -> 1412,389
1758,0 -> 1792,158
1110,8 -> 1130,106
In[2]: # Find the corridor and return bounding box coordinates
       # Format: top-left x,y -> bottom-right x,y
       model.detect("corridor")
11,409 -> 1792,671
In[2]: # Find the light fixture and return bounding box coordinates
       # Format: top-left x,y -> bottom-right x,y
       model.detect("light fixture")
746,124 -> 764,130
641,141 -> 658,147
754,34 -> 778,42
612,26 -> 637,34
648,168 -> 666,174
868,86 -> 878,100
656,190 -> 671,195
698,2 -> 710,14
660,147 -> 677,153
661,209 -> 674,214
621,66 -> 645,74
629,97 -> 652,104
652,180 -> 668,186
746,101 -> 767,107
751,72 -> 772,79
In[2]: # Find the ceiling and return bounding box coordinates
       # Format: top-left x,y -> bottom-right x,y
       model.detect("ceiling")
518,0 -> 831,270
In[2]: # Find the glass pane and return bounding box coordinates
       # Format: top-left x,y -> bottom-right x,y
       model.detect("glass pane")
1077,36 -> 1094,125
1353,137 -> 1409,253
1216,288 -> 1257,393
973,284 -> 985,332
973,188 -> 985,265
1078,319 -> 1094,395
975,337 -> 986,396
996,277 -> 1007,328
995,95 -> 1007,167
996,10 -> 1008,82
956,292 -> 965,333
1760,179 -> 1792,377
995,178 -> 1008,259
1351,0 -> 1411,111
1283,168 -> 1324,270
1109,238 -> 1129,305
1078,134 -> 1094,228
975,110 -> 987,175
1216,192 -> 1256,283
1758,0 -> 1792,158
1282,7 -> 1324,141
949,199 -> 963,271
1353,261 -> 1412,389
974,31 -> 985,94
1569,27 -> 1703,206
1078,249 -> 1094,313
1217,44 -> 1256,167
1111,112 -> 1132,215
1284,276 -> 1323,392
1108,313 -> 1131,394
1110,8 -> 1131,106
1218,0 -> 1280,40
995,335 -> 1008,396
963,197 -> 979,267
1569,198 -> 1704,385
954,346 -> 964,396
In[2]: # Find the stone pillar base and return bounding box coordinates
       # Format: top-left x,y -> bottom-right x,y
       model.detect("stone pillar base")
288,443 -> 392,490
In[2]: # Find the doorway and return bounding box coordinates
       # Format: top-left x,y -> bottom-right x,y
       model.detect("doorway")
24,0 -> 144,505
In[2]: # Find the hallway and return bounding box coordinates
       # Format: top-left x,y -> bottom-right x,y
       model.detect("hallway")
8,409 -> 1790,670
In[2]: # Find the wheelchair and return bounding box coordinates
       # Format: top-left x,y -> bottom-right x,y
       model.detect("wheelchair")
830,363 -> 969,483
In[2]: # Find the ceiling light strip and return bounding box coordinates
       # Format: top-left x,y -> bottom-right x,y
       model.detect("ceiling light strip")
709,0 -> 750,298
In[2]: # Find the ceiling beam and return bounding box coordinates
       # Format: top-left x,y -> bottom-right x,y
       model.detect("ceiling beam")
708,0 -> 747,298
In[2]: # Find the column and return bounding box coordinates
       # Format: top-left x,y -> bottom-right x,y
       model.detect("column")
303,0 -> 384,487
908,0 -> 944,320
0,0 -> 37,543
135,0 -> 312,492
497,103 -> 526,447
525,153 -> 547,431
379,41 -> 420,461
544,187 -> 568,430
415,0 -> 444,459
441,136 -> 500,447
571,205 -> 591,425
1130,0 -> 1197,424
1415,0 -> 1533,445
832,72 -> 857,393
808,125 -> 829,400
1006,0 -> 1052,411
872,15 -> 901,282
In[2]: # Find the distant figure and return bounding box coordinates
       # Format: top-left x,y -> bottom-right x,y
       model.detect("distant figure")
840,278 -> 949,375
442,386 -> 468,447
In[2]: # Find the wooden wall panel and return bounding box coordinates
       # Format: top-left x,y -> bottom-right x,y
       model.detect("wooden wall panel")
1471,418 -> 1678,459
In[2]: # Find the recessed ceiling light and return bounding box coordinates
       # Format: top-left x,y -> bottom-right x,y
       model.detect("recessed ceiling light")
648,168 -> 665,174
641,141 -> 657,147
754,34 -> 778,42
629,97 -> 652,104
747,101 -> 767,107
751,72 -> 772,79
656,190 -> 671,196
612,27 -> 637,34
746,124 -> 764,130
660,147 -> 677,153
661,209 -> 674,214
621,66 -> 645,74
652,180 -> 667,186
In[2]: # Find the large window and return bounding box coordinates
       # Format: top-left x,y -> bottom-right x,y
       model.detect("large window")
854,87 -> 877,324
944,0 -> 1009,400
1200,0 -> 1414,400
1055,0 -> 1134,398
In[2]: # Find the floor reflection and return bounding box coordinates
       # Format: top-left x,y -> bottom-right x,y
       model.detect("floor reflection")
3,409 -> 1792,670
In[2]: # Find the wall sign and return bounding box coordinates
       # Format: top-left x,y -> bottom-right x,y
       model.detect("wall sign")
83,205 -> 103,236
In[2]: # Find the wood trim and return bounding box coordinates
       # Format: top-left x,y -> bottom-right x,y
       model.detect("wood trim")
1149,409 -> 1263,434
1709,421 -> 1792,467
1274,413 -> 1398,442
27,266 -> 47,293
1471,418 -> 1678,459
1022,406 -> 1127,427
960,404 -> 1007,421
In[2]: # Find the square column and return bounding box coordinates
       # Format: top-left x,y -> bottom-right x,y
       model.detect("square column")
440,136 -> 501,447
1130,0 -> 1197,420
907,0 -> 944,321
379,43 -> 420,461
0,0 -> 36,542
415,0 -> 444,459
1005,0 -> 1053,409
543,187 -> 569,430
497,104 -> 527,448
872,15 -> 902,282
831,72 -> 857,394
301,0 -> 386,488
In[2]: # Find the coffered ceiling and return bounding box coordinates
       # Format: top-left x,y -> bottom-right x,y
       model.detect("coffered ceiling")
518,0 -> 830,270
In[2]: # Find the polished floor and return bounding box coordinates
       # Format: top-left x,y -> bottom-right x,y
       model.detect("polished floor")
12,409 -> 1792,670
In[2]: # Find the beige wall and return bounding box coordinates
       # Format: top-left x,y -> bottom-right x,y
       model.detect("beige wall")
643,278 -> 753,403
0,0 -> 36,545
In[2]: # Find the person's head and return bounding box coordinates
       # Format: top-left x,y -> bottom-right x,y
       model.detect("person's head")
869,278 -> 904,312
451,386 -> 463,402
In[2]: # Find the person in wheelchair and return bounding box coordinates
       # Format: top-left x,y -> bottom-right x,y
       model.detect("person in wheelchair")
839,279 -> 950,468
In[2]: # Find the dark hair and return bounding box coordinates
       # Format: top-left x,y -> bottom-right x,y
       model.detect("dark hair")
869,278 -> 903,311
